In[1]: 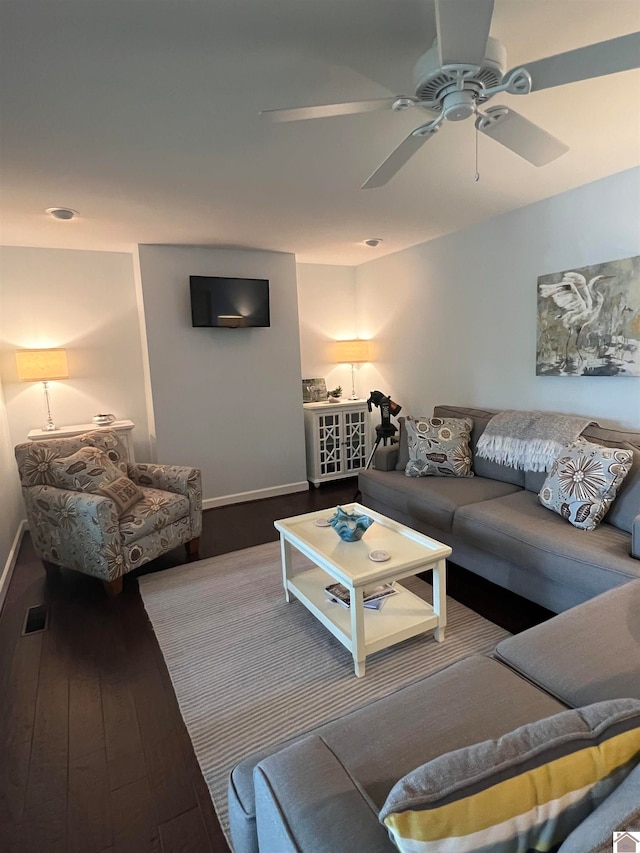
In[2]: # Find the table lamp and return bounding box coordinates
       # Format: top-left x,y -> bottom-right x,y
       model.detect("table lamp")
15,348 -> 69,431
334,339 -> 371,400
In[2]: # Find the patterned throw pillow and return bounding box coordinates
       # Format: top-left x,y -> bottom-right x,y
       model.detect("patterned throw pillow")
404,416 -> 473,478
49,446 -> 122,493
97,476 -> 144,514
539,438 -> 633,530
379,698 -> 640,853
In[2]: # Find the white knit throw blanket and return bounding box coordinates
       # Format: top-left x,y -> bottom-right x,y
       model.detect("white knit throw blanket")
476,410 -> 597,472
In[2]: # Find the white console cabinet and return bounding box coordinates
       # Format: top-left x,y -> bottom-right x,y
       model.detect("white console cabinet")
303,401 -> 370,486
27,419 -> 136,462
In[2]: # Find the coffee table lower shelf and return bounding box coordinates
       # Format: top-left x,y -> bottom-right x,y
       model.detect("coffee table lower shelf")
288,566 -> 440,662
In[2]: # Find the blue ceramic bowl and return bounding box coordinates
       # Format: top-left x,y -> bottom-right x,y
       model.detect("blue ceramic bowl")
329,506 -> 374,542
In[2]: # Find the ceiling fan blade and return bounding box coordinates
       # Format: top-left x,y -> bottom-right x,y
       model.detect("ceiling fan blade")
518,32 -> 640,92
362,130 -> 435,189
477,106 -> 569,166
435,0 -> 495,67
260,98 -> 399,122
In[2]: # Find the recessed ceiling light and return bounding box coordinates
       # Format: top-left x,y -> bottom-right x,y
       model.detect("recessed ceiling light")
45,207 -> 78,220
363,238 -> 383,247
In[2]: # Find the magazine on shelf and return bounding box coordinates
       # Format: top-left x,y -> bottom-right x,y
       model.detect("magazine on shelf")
324,582 -> 398,611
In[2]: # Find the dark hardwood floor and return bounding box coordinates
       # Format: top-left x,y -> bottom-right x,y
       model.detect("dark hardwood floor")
0,479 -> 553,852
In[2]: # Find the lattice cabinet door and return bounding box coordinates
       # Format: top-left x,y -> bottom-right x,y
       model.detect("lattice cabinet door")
303,401 -> 371,486
343,408 -> 367,472
317,411 -> 343,477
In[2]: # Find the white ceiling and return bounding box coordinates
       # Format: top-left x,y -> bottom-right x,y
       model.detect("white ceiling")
1,0 -> 639,265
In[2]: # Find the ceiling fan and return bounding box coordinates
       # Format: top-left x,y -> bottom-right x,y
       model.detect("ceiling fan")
260,0 -> 640,188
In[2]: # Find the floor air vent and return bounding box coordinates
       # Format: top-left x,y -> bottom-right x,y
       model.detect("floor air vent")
22,604 -> 49,636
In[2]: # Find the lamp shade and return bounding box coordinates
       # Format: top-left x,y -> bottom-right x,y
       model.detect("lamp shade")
16,348 -> 69,381
334,339 -> 371,364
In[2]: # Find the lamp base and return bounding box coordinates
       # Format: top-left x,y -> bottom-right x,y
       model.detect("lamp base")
43,422 -> 58,431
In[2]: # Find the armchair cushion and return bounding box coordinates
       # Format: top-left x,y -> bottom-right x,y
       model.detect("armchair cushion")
128,463 -> 203,539
50,446 -> 122,492
119,488 -> 190,544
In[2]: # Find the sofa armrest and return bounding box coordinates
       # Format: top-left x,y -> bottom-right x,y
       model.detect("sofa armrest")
254,735 -> 394,853
128,463 -> 202,537
373,443 -> 399,472
633,513 -> 640,559
22,485 -> 123,580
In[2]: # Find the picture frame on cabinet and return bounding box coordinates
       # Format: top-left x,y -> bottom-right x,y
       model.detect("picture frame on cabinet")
302,378 -> 327,402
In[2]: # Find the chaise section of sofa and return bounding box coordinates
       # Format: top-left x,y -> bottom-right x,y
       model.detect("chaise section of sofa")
229,655 -> 565,853
229,580 -> 640,853
359,404 -> 640,612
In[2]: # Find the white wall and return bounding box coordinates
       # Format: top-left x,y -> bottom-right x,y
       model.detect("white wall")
296,263 -> 375,399
137,245 -> 307,505
356,168 -> 640,430
0,247 -> 151,457
0,378 -> 25,611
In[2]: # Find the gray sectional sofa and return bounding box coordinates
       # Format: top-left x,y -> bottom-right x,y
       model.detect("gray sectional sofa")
359,404 -> 640,613
228,580 -> 640,852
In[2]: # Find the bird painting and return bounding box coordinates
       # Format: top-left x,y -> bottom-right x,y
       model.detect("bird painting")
539,272 -> 612,368
536,256 -> 640,377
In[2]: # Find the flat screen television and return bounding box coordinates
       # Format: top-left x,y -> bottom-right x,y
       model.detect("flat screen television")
189,276 -> 270,328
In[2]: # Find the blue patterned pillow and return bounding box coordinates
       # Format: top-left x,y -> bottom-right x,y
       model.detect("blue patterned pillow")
539,438 -> 633,530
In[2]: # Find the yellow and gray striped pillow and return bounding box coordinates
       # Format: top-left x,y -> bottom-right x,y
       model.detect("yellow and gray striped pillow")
379,699 -> 640,853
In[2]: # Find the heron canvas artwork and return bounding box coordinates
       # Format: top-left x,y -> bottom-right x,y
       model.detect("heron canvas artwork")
536,255 -> 640,377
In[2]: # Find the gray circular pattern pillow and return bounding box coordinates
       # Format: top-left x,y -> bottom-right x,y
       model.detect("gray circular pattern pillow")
539,438 -> 633,530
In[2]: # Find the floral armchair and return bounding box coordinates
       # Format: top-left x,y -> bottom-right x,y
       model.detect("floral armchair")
15,429 -> 202,595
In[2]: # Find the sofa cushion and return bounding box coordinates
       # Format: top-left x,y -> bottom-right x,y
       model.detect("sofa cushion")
404,416 -> 474,478
118,487 -> 190,544
539,439 -> 633,531
379,698 -> 640,853
228,655 -> 565,853
358,468 -> 522,534
453,490 -> 639,598
607,444 -> 640,534
494,580 -> 640,707
49,446 -> 122,492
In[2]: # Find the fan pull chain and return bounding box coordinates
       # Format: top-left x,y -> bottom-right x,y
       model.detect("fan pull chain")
474,118 -> 480,182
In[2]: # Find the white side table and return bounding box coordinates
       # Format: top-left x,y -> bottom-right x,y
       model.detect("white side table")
27,419 -> 136,462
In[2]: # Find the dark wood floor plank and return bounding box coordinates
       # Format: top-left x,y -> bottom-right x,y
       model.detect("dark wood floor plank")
101,669 -> 146,793
159,806 -> 212,853
67,748 -> 113,853
23,676 -> 69,817
20,802 -> 68,853
0,634 -> 41,751
110,777 -> 161,853
0,736 -> 31,849
130,663 -> 197,823
69,675 -> 105,760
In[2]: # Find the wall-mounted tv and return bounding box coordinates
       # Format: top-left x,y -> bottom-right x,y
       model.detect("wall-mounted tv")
189,276 -> 270,328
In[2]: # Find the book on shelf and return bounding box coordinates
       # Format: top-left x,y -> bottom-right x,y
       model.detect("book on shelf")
324,582 -> 398,611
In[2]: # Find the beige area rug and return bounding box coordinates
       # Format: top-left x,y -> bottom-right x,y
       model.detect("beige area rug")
138,541 -> 510,840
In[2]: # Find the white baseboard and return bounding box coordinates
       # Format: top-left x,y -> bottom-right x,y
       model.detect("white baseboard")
0,519 -> 27,616
203,480 -> 309,510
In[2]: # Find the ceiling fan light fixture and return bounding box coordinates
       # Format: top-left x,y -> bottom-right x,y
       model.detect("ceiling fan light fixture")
442,90 -> 476,121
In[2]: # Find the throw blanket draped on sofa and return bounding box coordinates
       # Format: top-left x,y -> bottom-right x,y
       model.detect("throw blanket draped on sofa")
476,410 -> 597,471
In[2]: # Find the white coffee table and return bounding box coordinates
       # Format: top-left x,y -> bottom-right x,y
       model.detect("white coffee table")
274,502 -> 452,677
